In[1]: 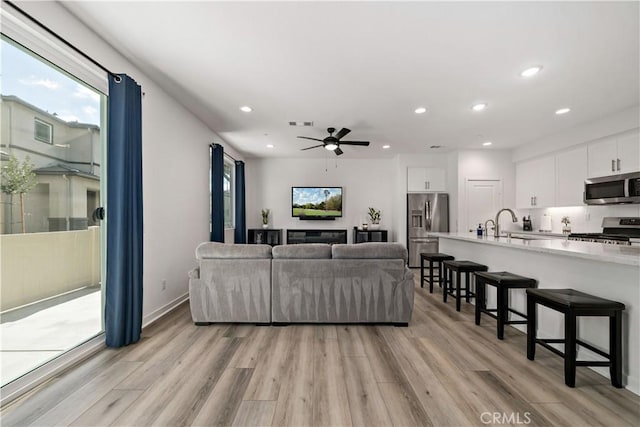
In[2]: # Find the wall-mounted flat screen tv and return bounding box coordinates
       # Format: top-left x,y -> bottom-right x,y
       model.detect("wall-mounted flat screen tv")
292,187 -> 343,218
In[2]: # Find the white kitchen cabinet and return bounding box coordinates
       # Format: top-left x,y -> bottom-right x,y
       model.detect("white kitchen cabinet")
588,129 -> 640,177
407,167 -> 446,192
516,156 -> 555,208
555,146 -> 588,207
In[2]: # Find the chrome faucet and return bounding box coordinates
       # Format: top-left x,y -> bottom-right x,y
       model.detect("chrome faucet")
484,219 -> 496,235
494,208 -> 518,237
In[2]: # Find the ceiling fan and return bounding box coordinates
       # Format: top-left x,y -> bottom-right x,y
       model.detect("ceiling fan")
298,127 -> 370,156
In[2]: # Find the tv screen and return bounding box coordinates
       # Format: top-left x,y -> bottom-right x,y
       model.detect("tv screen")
292,187 -> 343,218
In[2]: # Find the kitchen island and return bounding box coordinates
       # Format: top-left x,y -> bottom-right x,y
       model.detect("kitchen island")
429,232 -> 640,394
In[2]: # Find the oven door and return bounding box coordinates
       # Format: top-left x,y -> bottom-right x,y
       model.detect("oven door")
584,172 -> 640,205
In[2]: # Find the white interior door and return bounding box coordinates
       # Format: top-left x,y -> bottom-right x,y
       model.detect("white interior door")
465,179 -> 503,232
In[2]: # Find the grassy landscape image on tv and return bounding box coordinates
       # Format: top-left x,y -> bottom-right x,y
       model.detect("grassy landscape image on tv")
292,187 -> 343,218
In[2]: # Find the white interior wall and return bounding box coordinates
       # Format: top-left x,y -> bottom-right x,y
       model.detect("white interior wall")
245,157 -> 394,243
20,1 -> 242,323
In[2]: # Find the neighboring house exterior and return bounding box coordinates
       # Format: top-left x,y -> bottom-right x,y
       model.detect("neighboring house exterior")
0,95 -> 101,234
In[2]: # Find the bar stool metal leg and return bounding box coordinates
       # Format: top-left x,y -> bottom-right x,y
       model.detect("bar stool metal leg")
475,278 -> 484,325
527,296 -> 536,360
420,256 -> 425,289
456,270 -> 462,311
443,266 -> 450,303
429,260 -> 435,293
611,311 -> 623,388
565,313 -> 577,387
497,286 -> 508,340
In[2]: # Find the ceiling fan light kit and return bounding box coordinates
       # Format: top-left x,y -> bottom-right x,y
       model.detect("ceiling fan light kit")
298,127 -> 371,156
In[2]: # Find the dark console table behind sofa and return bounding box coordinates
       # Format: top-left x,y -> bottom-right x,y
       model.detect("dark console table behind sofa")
287,229 -> 347,245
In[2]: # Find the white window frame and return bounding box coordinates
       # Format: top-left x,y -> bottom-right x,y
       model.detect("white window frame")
33,117 -> 53,144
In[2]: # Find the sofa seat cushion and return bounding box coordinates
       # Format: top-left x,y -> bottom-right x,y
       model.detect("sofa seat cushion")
196,242 -> 272,259
332,242 -> 408,262
272,243 -> 331,259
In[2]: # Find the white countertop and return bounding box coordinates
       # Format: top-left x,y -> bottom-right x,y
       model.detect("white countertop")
429,232 -> 640,266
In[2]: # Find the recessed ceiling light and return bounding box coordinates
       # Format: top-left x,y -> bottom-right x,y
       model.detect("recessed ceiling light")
240,106 -> 253,113
520,66 -> 542,77
430,145 -> 442,149
382,145 -> 391,149
482,141 -> 493,146
555,107 -> 571,115
414,107 -> 427,114
471,103 -> 487,112
266,144 -> 274,149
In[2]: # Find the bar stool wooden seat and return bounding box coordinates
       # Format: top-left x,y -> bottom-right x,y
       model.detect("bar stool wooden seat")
474,271 -> 537,340
526,288 -> 625,388
420,253 -> 454,293
442,260 -> 488,311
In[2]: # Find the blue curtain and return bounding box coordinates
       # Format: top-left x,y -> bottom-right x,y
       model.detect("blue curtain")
210,144 -> 224,242
234,160 -> 246,243
105,74 -> 143,347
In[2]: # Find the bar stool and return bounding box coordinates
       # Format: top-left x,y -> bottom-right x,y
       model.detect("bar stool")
420,253 -> 454,293
526,288 -> 625,388
442,260 -> 488,311
474,271 -> 537,340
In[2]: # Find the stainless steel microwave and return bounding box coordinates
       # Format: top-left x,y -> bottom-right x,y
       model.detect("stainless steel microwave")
584,171 -> 640,205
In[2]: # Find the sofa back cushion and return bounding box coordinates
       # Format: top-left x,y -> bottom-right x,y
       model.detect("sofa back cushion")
332,242 -> 408,261
196,242 -> 272,259
272,243 -> 332,259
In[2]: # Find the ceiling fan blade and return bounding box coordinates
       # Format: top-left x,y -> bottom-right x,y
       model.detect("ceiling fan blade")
339,141 -> 370,146
301,144 -> 324,151
297,136 -> 324,142
334,128 -> 351,140
334,147 -> 344,156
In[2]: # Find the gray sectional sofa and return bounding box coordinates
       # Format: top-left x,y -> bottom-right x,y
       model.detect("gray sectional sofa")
188,242 -> 414,325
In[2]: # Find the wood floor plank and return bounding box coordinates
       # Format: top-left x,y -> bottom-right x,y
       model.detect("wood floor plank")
378,325 -> 471,426
243,327 -> 294,401
231,401 -> 276,427
378,382 -> 431,427
110,327 -> 234,426
337,325 -> 366,357
314,324 -> 338,340
272,326 -> 315,427
530,402 -> 600,427
28,360 -> 142,426
228,326 -> 274,369
343,356 -> 391,427
68,389 -> 143,427
190,368 -> 253,427
312,334 -> 352,427
358,326 -> 408,383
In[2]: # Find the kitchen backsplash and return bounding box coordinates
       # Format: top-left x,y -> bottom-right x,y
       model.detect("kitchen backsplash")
518,205 -> 640,234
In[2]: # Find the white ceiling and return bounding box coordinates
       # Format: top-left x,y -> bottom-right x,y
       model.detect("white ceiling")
63,1 -> 639,159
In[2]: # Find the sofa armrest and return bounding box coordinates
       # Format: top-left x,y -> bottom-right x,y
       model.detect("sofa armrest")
188,267 -> 200,280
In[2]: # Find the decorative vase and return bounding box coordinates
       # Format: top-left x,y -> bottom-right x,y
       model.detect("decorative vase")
262,223 -> 269,229
369,223 -> 380,230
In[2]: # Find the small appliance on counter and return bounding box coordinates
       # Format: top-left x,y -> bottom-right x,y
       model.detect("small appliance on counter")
540,214 -> 552,232
568,217 -> 640,245
522,216 -> 533,231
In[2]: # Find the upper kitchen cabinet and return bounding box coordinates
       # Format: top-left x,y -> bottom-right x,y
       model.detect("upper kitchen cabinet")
407,167 -> 446,192
588,129 -> 640,178
516,156 -> 555,209
555,145 -> 588,206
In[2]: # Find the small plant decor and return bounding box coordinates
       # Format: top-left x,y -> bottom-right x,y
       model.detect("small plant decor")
367,207 -> 381,224
261,209 -> 270,227
561,216 -> 571,234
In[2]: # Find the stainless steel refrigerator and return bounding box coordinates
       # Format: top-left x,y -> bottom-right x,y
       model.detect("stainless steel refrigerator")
407,193 -> 449,267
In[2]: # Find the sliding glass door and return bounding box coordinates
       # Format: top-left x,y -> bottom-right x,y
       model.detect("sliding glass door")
0,36 -> 106,387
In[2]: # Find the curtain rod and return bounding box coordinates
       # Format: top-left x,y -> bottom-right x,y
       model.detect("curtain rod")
4,0 -> 121,82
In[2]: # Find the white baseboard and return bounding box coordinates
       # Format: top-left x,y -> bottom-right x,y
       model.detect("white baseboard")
142,293 -> 189,328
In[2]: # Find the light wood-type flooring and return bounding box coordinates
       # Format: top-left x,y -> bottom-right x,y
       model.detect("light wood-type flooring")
2,275 -> 639,426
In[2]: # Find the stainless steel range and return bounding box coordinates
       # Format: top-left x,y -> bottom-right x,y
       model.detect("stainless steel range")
568,217 -> 640,245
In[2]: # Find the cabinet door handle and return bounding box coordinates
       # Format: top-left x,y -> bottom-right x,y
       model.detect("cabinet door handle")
617,158 -> 621,171
534,196 -> 537,206
425,181 -> 428,190
530,196 -> 533,206
612,159 -> 616,172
